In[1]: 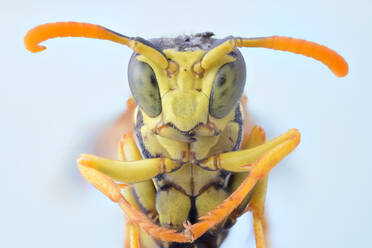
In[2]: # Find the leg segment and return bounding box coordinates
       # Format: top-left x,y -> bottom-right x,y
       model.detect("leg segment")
78,135 -> 189,243
250,175 -> 269,248
230,126 -> 267,212
187,129 -> 300,240
120,134 -> 158,248
78,129 -> 300,243
220,126 -> 270,247
77,162 -> 124,202
78,158 -> 189,243
124,222 -> 140,248
119,134 -> 157,219
124,221 -> 130,248
238,126 -> 270,247
77,153 -> 180,184
200,128 -> 299,172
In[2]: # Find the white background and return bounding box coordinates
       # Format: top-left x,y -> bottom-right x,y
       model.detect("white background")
1,0 -> 371,247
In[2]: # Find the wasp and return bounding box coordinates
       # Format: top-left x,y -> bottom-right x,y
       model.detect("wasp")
25,22 -> 348,248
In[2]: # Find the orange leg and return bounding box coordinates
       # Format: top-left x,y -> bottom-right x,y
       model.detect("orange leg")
78,129 -> 300,243
187,129 -> 300,241
229,126 -> 266,219
118,133 -> 157,216
262,213 -> 269,246
124,221 -> 130,248
250,175 -> 269,248
78,134 -> 189,243
243,126 -> 270,247
78,159 -> 189,242
124,222 -> 141,248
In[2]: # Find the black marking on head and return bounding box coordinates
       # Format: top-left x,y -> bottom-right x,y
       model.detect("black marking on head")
232,105 -> 243,151
133,36 -> 167,57
160,121 -> 205,138
135,109 -> 156,158
150,32 -> 216,51
103,27 -> 131,39
207,36 -> 234,51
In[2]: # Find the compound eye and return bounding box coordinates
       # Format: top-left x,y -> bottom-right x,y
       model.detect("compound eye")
209,61 -> 246,118
128,56 -> 162,117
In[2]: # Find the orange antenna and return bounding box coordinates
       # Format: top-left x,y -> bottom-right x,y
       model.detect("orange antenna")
24,22 -> 169,69
236,36 -> 348,77
198,36 -> 348,77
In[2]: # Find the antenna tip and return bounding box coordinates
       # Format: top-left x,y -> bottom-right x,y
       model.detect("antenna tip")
333,61 -> 349,77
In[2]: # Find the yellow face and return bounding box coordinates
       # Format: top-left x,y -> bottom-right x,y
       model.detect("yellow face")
129,49 -> 246,161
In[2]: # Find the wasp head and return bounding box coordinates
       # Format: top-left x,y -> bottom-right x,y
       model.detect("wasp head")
128,33 -> 246,142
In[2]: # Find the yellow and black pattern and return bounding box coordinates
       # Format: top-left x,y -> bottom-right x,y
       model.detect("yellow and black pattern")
24,22 -> 347,248
134,103 -> 244,247
130,35 -> 247,247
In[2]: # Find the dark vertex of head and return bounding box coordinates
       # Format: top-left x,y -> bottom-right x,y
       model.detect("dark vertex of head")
150,32 -> 216,51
